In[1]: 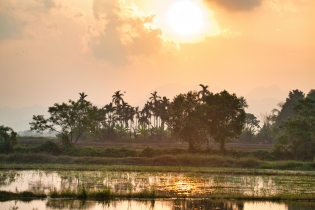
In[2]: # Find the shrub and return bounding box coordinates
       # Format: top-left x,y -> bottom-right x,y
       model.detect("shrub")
34,141 -> 62,156
78,186 -> 87,199
139,147 -> 157,158
250,150 -> 274,160
93,188 -> 111,200
238,157 -> 261,168
0,126 -> 18,154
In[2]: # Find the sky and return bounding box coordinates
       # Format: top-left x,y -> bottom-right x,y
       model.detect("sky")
0,0 -> 314,131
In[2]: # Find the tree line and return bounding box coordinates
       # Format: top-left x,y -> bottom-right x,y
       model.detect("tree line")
1,86 -> 314,160
27,85 -> 246,151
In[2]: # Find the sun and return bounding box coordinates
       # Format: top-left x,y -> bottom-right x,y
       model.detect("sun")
166,0 -> 205,38
135,0 -> 220,43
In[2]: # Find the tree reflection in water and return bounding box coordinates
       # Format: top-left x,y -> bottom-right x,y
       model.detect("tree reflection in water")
46,199 -> 109,209
173,199 -> 244,210
2,199 -> 315,210
45,199 -> 244,210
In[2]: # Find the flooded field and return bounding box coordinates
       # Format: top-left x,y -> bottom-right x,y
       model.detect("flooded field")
1,169 -> 315,209
1,170 -> 315,197
2,198 -> 315,210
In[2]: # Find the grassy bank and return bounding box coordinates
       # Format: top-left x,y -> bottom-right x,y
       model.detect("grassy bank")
0,141 -> 313,172
1,162 -> 315,177
0,191 -> 46,201
13,140 -> 275,160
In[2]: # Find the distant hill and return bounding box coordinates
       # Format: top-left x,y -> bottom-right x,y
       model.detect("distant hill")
244,85 -> 288,120
245,85 -> 288,100
0,105 -> 48,132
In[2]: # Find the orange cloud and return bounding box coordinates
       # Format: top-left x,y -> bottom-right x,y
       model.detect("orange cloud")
82,0 -> 166,66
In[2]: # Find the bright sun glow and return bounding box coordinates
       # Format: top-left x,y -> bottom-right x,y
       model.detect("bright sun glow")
167,0 -> 205,38
135,0 -> 220,43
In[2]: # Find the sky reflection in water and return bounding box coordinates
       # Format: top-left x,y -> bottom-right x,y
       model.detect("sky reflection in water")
0,199 -> 294,210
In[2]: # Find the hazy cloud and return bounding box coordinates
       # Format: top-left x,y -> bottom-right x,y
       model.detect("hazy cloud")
124,16 -> 163,56
92,20 -> 129,66
204,0 -> 262,11
0,10 -> 25,41
40,0 -> 56,9
84,0 -> 165,66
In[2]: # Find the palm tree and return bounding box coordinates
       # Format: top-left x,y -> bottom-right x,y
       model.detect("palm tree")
121,101 -> 131,128
79,92 -> 88,103
126,106 -> 137,139
104,102 -> 116,128
159,96 -> 170,130
198,84 -> 209,101
149,91 -> 161,104
149,91 -> 161,127
134,106 -> 140,128
141,103 -> 151,129
138,114 -> 150,128
112,91 -> 124,106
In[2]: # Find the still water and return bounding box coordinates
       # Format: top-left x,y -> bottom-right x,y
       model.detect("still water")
1,170 -> 315,210
1,170 -> 314,196
2,199 -> 314,210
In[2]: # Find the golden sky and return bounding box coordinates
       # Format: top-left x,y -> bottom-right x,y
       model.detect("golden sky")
0,0 -> 314,109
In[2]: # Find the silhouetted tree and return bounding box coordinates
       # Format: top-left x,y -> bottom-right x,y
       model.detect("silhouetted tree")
239,113 -> 260,142
202,90 -> 246,151
274,89 -> 305,126
0,125 -> 18,153
307,89 -> 315,101
274,97 -> 315,160
166,91 -> 205,151
30,93 -> 98,145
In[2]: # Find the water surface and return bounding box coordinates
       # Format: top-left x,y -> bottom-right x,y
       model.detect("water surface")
1,199 -> 308,210
1,170 -> 314,197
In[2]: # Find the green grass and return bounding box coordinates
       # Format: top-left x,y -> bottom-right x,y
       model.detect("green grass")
0,190 -> 46,201
1,152 -> 315,171
259,160 -> 315,171
1,163 -> 315,176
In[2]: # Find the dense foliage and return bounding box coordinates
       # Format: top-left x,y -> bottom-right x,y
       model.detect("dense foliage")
274,97 -> 315,160
30,93 -> 100,145
2,86 -> 314,161
164,89 -> 246,151
28,85 -> 246,151
0,125 -> 18,153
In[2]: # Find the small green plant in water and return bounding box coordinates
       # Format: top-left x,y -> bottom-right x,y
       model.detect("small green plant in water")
92,188 -> 112,200
78,185 -> 87,199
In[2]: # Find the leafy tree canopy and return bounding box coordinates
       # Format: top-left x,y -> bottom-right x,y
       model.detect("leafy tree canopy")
306,89 -> 315,101
165,91 -> 205,151
0,125 -> 18,153
244,113 -> 260,133
274,97 -> 315,160
202,90 -> 246,151
274,89 -> 305,126
30,92 -> 100,146
166,90 -> 246,151
239,113 -> 260,142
